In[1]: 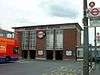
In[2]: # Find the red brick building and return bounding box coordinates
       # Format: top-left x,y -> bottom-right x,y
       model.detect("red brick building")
13,23 -> 82,60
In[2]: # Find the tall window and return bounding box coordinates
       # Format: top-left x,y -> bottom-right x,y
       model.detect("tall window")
55,29 -> 63,50
29,31 -> 36,50
22,31 -> 29,50
46,30 -> 54,50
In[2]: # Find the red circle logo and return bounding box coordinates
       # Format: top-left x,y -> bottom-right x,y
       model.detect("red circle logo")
91,8 -> 99,16
37,31 -> 45,39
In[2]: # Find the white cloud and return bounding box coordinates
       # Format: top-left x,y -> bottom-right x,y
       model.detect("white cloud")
0,0 -> 99,31
39,0 -> 83,18
0,0 -> 84,31
0,0 -> 100,45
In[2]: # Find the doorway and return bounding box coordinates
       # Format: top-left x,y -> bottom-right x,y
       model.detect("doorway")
46,50 -> 53,60
29,50 -> 36,59
22,50 -> 28,59
55,51 -> 63,60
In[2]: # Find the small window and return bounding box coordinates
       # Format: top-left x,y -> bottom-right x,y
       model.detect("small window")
38,50 -> 43,55
66,51 -> 72,56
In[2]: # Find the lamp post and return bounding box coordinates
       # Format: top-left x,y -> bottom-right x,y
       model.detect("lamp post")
83,0 -> 89,75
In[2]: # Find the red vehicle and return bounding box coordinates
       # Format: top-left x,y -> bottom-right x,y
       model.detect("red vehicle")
0,37 -> 19,63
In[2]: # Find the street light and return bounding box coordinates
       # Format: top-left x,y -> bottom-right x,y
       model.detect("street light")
83,0 -> 89,75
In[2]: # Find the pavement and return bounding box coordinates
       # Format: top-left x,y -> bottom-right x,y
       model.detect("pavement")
0,59 -> 100,75
0,60 -> 83,75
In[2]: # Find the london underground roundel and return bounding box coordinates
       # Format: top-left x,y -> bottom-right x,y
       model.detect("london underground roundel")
37,31 -> 45,39
91,8 -> 99,16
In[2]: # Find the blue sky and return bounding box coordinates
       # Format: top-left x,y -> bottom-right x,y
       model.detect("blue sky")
0,0 -> 100,45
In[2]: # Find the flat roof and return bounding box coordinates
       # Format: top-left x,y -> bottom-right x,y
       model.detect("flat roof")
12,23 -> 82,30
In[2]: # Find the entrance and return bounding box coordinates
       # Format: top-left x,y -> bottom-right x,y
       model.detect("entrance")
29,50 -> 36,59
22,50 -> 28,59
46,50 -> 53,60
55,51 -> 63,60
